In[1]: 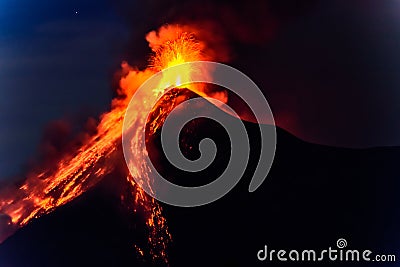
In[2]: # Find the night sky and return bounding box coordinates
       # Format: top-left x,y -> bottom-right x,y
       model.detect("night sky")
1,0 -> 400,180
0,0 -> 128,178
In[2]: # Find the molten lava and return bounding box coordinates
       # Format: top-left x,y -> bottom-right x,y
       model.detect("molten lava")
0,24 -> 216,264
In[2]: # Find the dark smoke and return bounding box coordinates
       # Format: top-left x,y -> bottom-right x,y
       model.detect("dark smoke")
113,0 -> 317,63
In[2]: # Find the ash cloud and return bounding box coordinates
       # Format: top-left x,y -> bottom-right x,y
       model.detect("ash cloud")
113,0 -> 316,64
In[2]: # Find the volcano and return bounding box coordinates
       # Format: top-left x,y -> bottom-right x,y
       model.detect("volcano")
0,88 -> 398,267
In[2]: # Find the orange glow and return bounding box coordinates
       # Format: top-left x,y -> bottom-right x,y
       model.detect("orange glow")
0,24 -> 214,264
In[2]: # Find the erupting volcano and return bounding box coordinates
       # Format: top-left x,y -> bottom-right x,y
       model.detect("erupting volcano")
0,24 -> 220,264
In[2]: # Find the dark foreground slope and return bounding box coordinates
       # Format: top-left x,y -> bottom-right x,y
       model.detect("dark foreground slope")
0,92 -> 398,267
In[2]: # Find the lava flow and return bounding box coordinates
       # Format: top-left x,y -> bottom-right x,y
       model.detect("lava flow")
0,24 -> 216,264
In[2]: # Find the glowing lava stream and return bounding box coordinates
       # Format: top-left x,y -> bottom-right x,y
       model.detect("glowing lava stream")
0,25 -> 219,263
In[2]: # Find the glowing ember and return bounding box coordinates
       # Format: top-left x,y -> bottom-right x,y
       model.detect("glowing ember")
0,24 -> 213,264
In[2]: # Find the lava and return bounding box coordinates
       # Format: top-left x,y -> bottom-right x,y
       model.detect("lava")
0,24 -> 215,264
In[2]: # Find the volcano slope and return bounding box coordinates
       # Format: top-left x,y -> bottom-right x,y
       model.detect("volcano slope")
0,89 -> 398,267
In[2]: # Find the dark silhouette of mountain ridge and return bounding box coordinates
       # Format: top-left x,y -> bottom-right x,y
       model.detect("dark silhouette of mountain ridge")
0,89 -> 398,267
